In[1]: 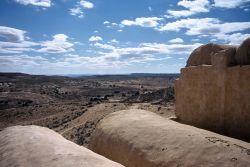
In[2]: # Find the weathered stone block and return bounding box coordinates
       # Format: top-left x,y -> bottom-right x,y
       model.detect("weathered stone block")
0,125 -> 124,167
211,48 -> 237,68
235,37 -> 250,65
186,43 -> 236,67
175,65 -> 250,141
89,109 -> 250,167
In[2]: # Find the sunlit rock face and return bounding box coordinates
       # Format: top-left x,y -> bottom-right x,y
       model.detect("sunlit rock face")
176,38 -> 250,141
0,125 -> 124,167
186,43 -> 237,67
89,109 -> 250,167
235,38 -> 250,65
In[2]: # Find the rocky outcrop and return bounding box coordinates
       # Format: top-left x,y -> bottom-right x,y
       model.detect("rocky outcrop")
176,38 -> 250,141
235,37 -> 250,65
0,125 -> 124,167
89,109 -> 250,167
186,43 -> 237,67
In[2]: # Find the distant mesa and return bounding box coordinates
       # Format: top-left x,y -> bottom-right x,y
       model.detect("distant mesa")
0,126 -> 124,167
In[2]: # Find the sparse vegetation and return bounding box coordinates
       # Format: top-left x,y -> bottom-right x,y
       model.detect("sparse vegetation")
0,73 -> 178,147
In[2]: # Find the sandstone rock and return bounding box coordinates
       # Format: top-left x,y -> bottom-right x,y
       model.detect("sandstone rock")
235,37 -> 250,65
186,43 -> 236,67
89,109 -> 250,167
0,125 -> 124,167
211,48 -> 237,68
175,65 -> 250,141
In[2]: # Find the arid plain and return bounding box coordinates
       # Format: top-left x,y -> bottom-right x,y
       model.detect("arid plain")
0,73 -> 177,147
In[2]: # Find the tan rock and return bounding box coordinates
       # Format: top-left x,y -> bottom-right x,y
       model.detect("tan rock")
175,65 -> 250,141
235,37 -> 250,65
0,125 -> 124,167
186,43 -> 236,67
89,109 -> 250,167
211,48 -> 237,68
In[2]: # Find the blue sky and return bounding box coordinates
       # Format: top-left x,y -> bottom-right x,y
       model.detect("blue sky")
0,0 -> 250,74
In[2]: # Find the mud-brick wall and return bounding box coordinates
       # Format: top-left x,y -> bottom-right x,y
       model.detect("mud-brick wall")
175,65 -> 250,140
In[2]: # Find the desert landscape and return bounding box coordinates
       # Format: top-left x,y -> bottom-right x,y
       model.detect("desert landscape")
1,0 -> 250,166
0,73 -> 177,147
1,38 -> 250,167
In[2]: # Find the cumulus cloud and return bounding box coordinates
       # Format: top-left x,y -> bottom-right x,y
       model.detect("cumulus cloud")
103,21 -> 124,29
0,26 -> 38,54
138,42 -> 201,55
0,39 -> 202,72
103,21 -> 110,25
0,27 -> 77,54
213,0 -> 250,8
121,17 -> 163,28
0,55 -> 48,68
214,33 -> 250,45
79,0 -> 94,9
89,36 -> 103,42
157,18 -> 250,44
168,38 -> 184,43
38,34 -> 74,53
14,0 -> 51,8
94,43 -> 115,50
65,42 -> 201,68
69,7 -> 84,18
0,41 -> 37,54
69,0 -> 94,18
91,41 -> 201,59
0,26 -> 26,42
109,39 -> 119,44
166,0 -> 210,18
158,18 -> 219,32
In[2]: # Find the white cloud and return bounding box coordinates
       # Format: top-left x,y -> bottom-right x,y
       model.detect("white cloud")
138,42 -> 201,55
94,43 -> 115,50
89,36 -> 103,42
69,0 -> 94,18
0,26 -> 38,54
103,21 -> 124,29
38,34 -> 74,53
0,55 -> 48,67
213,0 -> 250,8
0,27 -> 77,54
166,10 -> 194,18
121,17 -> 163,27
103,21 -> 110,24
0,26 -> 26,42
72,42 -> 201,68
168,38 -> 184,43
158,18 -> 250,44
92,41 -> 201,56
0,40 -> 202,72
69,7 -> 84,18
0,41 -> 37,54
167,0 -> 210,18
214,33 -> 250,45
158,18 -> 250,35
158,18 -> 219,32
15,0 -> 51,7
109,39 -> 119,44
79,0 -> 94,9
